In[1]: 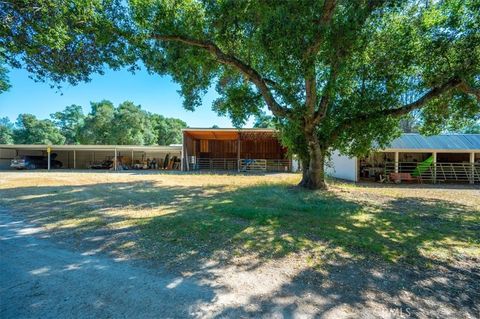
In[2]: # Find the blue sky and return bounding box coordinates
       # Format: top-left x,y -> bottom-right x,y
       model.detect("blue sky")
0,67 -> 254,127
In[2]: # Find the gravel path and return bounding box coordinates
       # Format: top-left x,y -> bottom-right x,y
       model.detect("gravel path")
0,210 -> 214,319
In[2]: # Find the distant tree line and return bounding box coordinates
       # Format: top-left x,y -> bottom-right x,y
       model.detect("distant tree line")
0,100 -> 187,145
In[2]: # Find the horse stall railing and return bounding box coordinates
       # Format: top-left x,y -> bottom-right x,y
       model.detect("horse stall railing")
435,162 -> 480,183
383,162 -> 480,183
266,159 -> 292,172
195,158 -> 290,172
239,159 -> 267,172
195,158 -> 238,170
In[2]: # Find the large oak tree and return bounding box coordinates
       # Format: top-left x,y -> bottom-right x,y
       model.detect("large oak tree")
2,0 -> 479,188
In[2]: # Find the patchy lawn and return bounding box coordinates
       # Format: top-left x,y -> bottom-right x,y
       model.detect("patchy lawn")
1,171 -> 479,318
0,171 -> 478,268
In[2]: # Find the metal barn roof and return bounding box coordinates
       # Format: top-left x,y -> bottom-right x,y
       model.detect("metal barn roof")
385,134 -> 480,152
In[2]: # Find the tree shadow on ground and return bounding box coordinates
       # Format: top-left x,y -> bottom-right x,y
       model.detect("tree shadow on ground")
0,180 -> 478,317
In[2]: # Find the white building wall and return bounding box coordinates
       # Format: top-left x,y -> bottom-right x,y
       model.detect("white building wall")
325,150 -> 358,182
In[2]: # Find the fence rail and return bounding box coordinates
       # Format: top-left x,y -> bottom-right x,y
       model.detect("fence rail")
239,159 -> 267,172
193,158 -> 291,172
196,158 -> 238,170
266,159 -> 292,172
382,162 -> 480,183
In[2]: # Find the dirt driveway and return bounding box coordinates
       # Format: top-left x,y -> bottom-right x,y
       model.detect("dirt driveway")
0,210 -> 216,318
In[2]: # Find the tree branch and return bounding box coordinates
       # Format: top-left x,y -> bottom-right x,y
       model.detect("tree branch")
306,1 -> 385,125
378,77 -> 463,118
303,0 -> 337,129
151,34 -> 292,119
305,0 -> 338,58
305,68 -> 317,118
330,76 -> 464,140
313,64 -> 339,124
459,81 -> 480,102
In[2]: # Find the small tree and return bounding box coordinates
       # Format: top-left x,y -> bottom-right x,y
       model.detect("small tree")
2,1 -> 479,188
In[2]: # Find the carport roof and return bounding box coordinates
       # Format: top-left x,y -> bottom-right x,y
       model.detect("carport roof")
384,134 -> 480,152
0,144 -> 182,152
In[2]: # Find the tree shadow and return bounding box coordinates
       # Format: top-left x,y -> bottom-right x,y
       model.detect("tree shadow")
0,179 -> 478,317
201,186 -> 479,318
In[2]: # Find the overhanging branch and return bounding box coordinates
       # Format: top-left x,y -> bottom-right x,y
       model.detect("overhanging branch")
330,76 -> 464,140
378,77 -> 463,118
151,34 -> 292,119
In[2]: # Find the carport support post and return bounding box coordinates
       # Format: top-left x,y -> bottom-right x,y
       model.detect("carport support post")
394,152 -> 399,173
47,146 -> 51,171
181,141 -> 184,171
470,152 -> 475,184
73,150 -> 76,169
114,148 -> 118,171
237,135 -> 241,172
432,152 -> 437,184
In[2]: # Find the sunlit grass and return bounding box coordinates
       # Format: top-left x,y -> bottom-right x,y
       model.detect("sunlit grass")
0,171 -> 478,268
45,216 -> 106,230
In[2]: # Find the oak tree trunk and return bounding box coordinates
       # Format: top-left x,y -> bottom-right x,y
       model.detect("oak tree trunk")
299,130 -> 327,190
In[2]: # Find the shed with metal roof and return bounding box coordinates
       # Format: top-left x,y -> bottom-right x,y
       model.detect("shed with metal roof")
327,134 -> 480,183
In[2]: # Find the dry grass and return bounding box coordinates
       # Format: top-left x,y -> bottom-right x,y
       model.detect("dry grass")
0,171 -> 478,268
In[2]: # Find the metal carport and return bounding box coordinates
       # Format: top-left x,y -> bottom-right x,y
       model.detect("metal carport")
0,144 -> 182,171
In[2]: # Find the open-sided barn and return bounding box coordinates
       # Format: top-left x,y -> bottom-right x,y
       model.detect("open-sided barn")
326,134 -> 480,184
181,128 -> 292,172
0,144 -> 182,171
